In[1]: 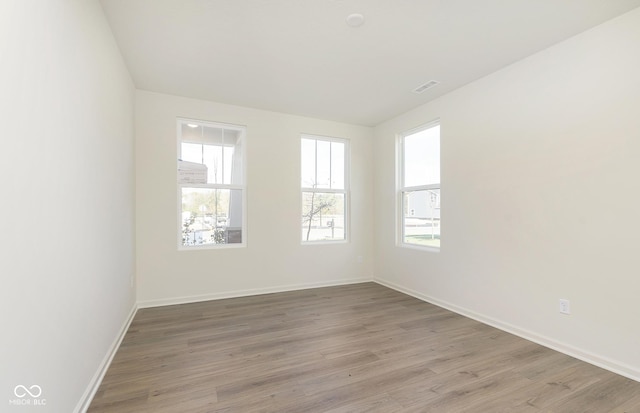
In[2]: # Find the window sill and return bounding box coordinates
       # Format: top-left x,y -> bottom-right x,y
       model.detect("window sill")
398,242 -> 440,253
301,240 -> 348,246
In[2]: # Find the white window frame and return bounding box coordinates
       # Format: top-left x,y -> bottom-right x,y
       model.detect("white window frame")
301,134 -> 350,244
177,118 -> 247,250
398,120 -> 441,251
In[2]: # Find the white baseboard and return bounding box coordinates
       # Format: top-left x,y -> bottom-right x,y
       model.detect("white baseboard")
374,277 -> 640,383
74,303 -> 138,413
137,277 -> 372,308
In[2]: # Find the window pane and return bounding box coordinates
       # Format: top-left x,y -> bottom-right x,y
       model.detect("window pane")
202,144 -> 222,184
181,143 -> 202,164
302,192 -> 345,241
181,187 -> 243,246
404,125 -> 440,187
316,140 -> 331,189
223,146 -> 234,184
182,143 -> 239,185
301,138 -> 316,187
330,141 -> 345,190
403,189 -> 440,247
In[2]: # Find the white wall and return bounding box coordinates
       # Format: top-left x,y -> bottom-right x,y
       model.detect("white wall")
4,2 -> 637,410
374,8 -> 640,380
0,1 -> 136,411
136,91 -> 373,305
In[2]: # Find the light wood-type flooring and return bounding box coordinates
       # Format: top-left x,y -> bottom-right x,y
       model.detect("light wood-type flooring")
89,282 -> 640,412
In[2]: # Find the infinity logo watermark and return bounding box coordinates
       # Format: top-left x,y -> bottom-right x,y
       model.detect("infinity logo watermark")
14,385 -> 42,398
8,384 -> 46,407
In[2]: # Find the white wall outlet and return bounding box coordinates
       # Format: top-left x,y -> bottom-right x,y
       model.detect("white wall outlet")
559,299 -> 571,315
357,256 -> 363,263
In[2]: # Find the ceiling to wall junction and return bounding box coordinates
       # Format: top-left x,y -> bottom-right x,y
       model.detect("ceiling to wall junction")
100,0 -> 640,126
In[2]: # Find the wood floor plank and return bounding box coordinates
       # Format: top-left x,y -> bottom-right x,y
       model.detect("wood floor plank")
88,283 -> 640,412
322,392 -> 404,413
551,374 -> 640,413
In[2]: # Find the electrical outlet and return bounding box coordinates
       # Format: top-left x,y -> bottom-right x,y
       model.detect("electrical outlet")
559,299 -> 571,315
357,256 -> 363,263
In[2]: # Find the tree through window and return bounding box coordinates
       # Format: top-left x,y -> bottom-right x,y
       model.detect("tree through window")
301,135 -> 348,242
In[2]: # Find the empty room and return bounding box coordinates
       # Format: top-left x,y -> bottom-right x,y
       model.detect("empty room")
3,0 -> 640,412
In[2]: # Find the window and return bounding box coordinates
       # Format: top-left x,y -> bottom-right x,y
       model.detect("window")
399,122 -> 440,248
178,119 -> 246,248
301,135 -> 348,242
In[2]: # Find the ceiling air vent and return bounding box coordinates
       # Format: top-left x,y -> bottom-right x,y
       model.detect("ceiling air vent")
413,80 -> 440,94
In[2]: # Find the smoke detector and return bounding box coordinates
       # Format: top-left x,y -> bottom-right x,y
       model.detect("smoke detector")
346,13 -> 365,28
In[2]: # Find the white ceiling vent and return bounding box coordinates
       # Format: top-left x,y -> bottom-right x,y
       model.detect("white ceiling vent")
413,80 -> 440,94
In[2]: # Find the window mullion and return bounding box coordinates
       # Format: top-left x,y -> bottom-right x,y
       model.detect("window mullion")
302,187 -> 345,194
403,184 -> 440,192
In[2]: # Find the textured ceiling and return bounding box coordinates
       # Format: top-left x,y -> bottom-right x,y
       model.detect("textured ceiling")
100,0 -> 640,126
